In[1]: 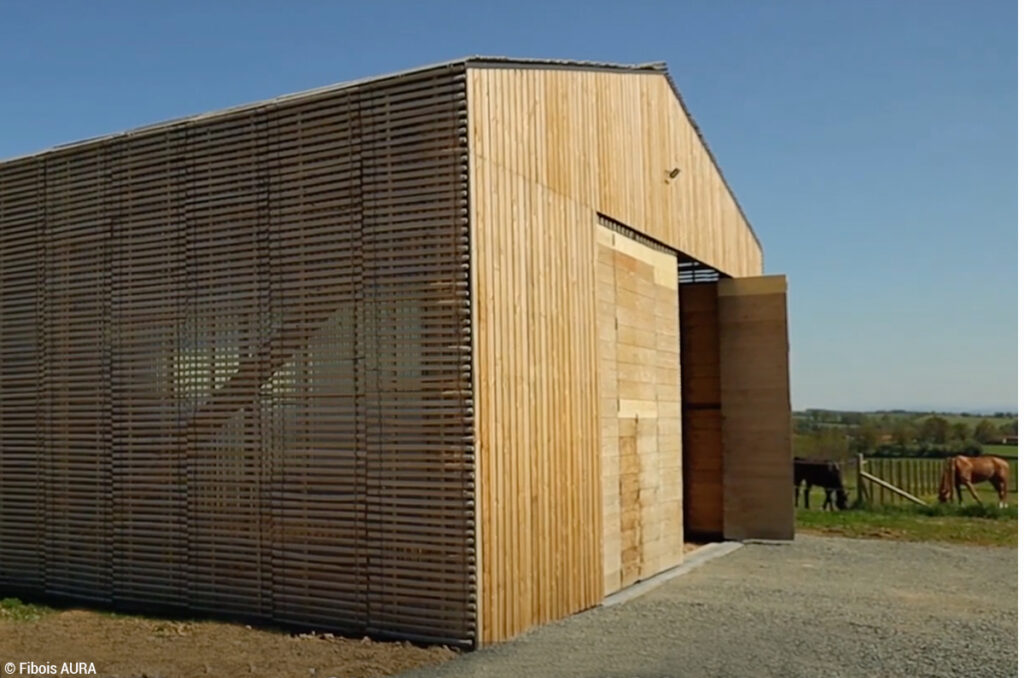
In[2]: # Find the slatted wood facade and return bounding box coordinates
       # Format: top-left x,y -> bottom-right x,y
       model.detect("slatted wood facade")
0,63 -> 476,646
0,57 -> 790,648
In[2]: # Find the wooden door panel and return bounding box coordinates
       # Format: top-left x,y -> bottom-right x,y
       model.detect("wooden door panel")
718,275 -> 794,540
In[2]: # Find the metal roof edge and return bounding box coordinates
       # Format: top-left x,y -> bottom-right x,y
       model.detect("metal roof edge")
0,57 -> 473,165
0,56 -> 763,255
0,56 -> 668,165
464,55 -> 668,73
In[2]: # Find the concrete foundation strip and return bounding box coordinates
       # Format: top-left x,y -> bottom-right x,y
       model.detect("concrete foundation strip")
601,541 -> 745,607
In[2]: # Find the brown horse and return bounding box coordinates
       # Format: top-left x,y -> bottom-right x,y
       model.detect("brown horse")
938,455 -> 1010,508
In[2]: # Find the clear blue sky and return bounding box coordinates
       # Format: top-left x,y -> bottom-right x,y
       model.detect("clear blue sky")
0,1 -> 1015,412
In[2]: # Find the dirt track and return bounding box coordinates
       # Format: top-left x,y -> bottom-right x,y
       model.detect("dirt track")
0,609 -> 454,678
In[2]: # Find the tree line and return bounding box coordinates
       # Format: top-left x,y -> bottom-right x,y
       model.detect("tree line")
793,411 -> 1017,460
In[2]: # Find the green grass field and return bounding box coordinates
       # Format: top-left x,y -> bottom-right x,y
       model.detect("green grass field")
797,480 -> 1018,547
798,470 -> 1017,509
983,444 -> 1017,458
865,457 -> 1017,505
797,505 -> 1017,547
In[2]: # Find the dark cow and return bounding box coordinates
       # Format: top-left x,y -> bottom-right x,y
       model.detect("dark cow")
793,457 -> 849,510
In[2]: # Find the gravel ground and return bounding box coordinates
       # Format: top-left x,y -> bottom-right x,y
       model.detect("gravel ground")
402,535 -> 1017,678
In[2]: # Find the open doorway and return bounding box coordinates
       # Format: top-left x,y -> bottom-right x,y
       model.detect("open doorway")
678,264 -> 795,543
678,272 -> 725,543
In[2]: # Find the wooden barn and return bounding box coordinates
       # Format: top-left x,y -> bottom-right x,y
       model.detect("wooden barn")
0,57 -> 792,648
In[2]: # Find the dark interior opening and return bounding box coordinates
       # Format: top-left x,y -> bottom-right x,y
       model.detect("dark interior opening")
678,255 -> 727,542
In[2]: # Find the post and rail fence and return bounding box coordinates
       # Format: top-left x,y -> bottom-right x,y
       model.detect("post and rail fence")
853,453 -> 1017,507
856,454 -> 940,507
798,453 -> 1017,508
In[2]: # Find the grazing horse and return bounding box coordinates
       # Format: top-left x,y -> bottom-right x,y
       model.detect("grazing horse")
938,455 -> 1010,508
794,457 -> 849,510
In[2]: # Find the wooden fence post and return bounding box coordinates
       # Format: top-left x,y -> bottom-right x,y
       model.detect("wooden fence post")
857,453 -> 866,508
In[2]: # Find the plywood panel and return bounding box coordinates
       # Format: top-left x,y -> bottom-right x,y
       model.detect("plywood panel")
467,68 -> 763,280
719,276 -> 794,541
595,224 -> 683,596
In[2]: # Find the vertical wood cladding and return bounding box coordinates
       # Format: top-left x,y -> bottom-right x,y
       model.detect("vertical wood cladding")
467,67 -> 763,281
0,65 -> 475,646
467,65 -> 763,644
468,157 -> 603,644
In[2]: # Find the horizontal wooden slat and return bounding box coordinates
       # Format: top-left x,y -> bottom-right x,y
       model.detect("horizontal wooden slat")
0,64 -> 475,646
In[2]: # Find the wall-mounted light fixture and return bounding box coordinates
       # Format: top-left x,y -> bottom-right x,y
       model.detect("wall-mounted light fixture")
665,167 -> 681,184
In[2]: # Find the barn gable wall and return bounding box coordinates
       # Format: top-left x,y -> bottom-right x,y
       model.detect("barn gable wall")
467,66 -> 765,644
467,67 -> 762,280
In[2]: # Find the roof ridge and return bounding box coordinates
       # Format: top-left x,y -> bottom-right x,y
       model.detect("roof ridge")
2,56 -> 669,164
0,56 -> 760,254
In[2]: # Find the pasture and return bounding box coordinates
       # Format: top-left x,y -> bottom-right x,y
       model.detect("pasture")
793,455 -> 1017,507
861,456 -> 1017,505
797,503 -> 1017,547
795,468 -> 1018,547
983,444 -> 1018,458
